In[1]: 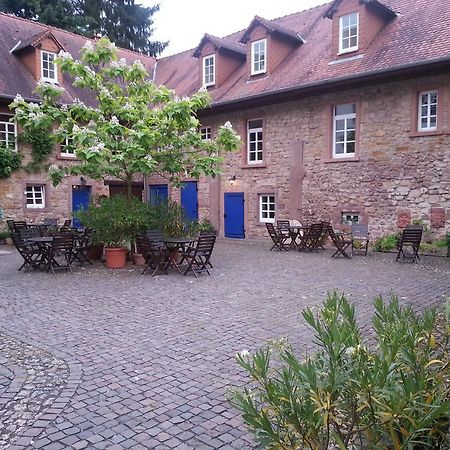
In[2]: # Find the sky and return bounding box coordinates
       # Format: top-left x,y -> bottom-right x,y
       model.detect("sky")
146,0 -> 330,57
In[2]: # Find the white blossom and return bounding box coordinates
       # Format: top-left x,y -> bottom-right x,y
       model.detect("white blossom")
345,347 -> 356,356
60,104 -> 69,112
82,40 -> 94,52
89,142 -> 105,154
48,164 -> 60,173
110,58 -> 127,69
237,350 -> 250,358
222,121 -> 233,130
58,50 -> 73,60
198,85 -> 207,93
145,155 -> 153,162
73,98 -> 86,107
28,102 -> 40,110
72,124 -> 81,133
132,60 -> 145,70
108,41 -> 116,50
13,94 -> 24,103
111,116 -> 119,125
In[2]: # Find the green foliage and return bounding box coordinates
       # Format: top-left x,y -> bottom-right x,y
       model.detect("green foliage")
231,293 -> 450,450
21,127 -> 55,173
11,38 -> 241,199
0,143 -> 22,178
0,230 -> 10,241
373,233 -> 400,252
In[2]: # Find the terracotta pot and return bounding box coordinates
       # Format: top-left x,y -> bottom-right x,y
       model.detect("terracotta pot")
104,247 -> 127,269
87,244 -> 104,261
133,253 -> 146,266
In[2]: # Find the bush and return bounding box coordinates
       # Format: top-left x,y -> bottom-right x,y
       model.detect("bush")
0,144 -> 21,178
373,233 -> 399,252
230,293 -> 449,450
0,230 -> 10,241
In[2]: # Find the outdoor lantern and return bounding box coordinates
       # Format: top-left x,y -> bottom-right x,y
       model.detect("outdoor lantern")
229,175 -> 236,186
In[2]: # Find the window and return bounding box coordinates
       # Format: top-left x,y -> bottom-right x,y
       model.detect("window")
342,212 -> 360,224
202,54 -> 215,87
247,119 -> 263,164
333,103 -> 356,158
251,39 -> 266,75
339,13 -> 359,54
25,185 -> 45,209
200,126 -> 212,140
0,114 -> 17,150
418,90 -> 438,131
41,51 -> 57,83
60,138 -> 75,157
259,194 -> 275,223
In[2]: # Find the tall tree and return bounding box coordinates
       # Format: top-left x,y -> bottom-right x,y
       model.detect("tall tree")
0,0 -> 168,57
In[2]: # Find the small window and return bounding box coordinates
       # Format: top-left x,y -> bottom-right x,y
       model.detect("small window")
60,138 -> 75,157
259,194 -> 275,223
200,126 -> 212,140
25,185 -> 45,209
342,212 -> 360,224
251,39 -> 266,75
202,54 -> 215,87
247,119 -> 263,164
333,103 -> 356,158
339,13 -> 359,54
418,90 -> 438,131
41,51 -> 57,83
0,114 -> 17,151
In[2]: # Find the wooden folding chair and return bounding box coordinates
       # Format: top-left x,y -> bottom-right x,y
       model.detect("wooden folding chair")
45,234 -> 75,274
328,226 -> 352,258
299,223 -> 324,252
266,223 -> 289,251
351,223 -> 370,256
180,234 -> 216,277
396,228 -> 422,262
11,232 -> 45,271
136,234 -> 171,276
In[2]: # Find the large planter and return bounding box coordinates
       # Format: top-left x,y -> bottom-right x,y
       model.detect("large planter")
87,244 -> 104,261
104,247 -> 127,269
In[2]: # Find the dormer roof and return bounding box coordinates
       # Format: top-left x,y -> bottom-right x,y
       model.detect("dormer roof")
239,15 -> 304,45
324,0 -> 397,20
11,28 -> 65,54
193,34 -> 246,58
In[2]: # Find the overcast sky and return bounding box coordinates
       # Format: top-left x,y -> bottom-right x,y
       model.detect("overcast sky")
146,0 -> 329,57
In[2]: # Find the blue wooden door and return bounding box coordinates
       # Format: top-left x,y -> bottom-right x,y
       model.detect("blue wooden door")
149,184 -> 168,206
224,192 -> 245,238
72,185 -> 91,228
181,181 -> 198,222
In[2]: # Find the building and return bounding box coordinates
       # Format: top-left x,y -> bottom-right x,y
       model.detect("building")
1,0 -> 450,239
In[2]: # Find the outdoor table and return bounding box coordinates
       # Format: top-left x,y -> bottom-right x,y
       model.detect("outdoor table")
25,236 -> 54,270
288,226 -> 309,250
163,237 -> 197,273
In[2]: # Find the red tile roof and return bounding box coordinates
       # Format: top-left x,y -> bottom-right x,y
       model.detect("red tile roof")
0,12 -> 156,104
193,34 -> 246,58
155,0 -> 450,109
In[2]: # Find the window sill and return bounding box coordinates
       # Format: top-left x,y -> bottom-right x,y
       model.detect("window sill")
24,207 -> 50,212
57,155 -> 78,161
241,163 -> 266,169
256,221 -> 273,227
324,157 -> 360,163
408,130 -> 444,138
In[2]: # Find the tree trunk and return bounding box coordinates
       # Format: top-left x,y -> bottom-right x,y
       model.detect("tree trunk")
126,174 -> 133,201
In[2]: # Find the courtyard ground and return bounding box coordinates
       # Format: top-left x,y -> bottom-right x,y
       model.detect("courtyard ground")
0,241 -> 449,449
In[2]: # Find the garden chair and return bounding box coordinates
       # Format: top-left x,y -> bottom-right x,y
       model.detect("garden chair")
299,222 -> 324,252
45,234 -> 75,274
11,232 -> 45,271
396,228 -> 422,262
266,223 -> 289,251
199,229 -> 216,267
351,223 -> 370,256
328,226 -> 352,258
71,229 -> 94,266
43,218 -> 58,226
6,219 -> 15,232
146,229 -> 164,246
136,234 -> 171,276
12,220 -> 27,232
180,234 -> 216,277
63,219 -> 72,228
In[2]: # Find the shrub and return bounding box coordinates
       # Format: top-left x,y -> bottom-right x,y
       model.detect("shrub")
373,233 -> 399,252
0,144 -> 21,178
230,293 -> 449,450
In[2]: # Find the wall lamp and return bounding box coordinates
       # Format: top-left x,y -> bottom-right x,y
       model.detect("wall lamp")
229,175 -> 236,186
80,176 -> 87,185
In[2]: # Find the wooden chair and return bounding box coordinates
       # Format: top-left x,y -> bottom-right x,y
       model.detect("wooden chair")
299,223 -> 324,252
328,226 -> 352,258
146,229 -> 164,246
266,223 -> 289,251
11,232 -> 45,271
45,234 -> 75,274
136,234 -> 171,276
71,229 -> 94,266
12,220 -> 27,232
396,228 -> 422,262
180,234 -> 216,277
351,223 -> 370,256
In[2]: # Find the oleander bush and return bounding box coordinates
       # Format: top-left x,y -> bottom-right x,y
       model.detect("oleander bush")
230,293 -> 449,450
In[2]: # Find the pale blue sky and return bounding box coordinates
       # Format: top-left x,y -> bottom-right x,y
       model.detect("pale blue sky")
145,0 -> 329,56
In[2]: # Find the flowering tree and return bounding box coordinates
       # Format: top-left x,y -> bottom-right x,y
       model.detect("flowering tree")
11,38 -> 241,200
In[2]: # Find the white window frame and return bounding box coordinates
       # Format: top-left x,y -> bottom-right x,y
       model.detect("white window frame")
247,119 -> 263,164
202,54 -> 215,87
259,194 -> 275,223
25,185 -> 46,209
200,126 -> 212,140
333,104 -> 356,159
60,137 -> 75,158
339,12 -> 359,54
342,212 -> 360,224
0,115 -> 17,151
41,50 -> 58,83
251,39 -> 267,75
418,90 -> 438,132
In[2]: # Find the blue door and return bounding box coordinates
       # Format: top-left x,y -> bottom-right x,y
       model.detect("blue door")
149,184 -> 168,206
72,185 -> 91,228
224,192 -> 245,238
181,181 -> 198,222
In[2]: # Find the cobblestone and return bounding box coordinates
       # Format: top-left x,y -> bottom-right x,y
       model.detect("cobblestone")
0,241 -> 449,449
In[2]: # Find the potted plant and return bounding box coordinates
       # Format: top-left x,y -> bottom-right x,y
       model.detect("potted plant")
0,230 -> 9,245
74,195 -> 150,268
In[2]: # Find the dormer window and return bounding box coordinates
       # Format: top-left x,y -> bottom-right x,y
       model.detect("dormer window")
339,12 -> 359,54
41,50 -> 57,83
251,39 -> 266,75
202,54 -> 215,87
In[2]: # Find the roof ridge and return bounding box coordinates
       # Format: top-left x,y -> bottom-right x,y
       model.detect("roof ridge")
270,1 -> 331,24
0,12 -> 156,62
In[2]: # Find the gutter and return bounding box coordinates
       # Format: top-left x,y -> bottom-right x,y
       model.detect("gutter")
201,55 -> 450,115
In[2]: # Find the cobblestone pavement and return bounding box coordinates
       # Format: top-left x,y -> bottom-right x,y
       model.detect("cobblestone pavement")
0,241 -> 449,450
